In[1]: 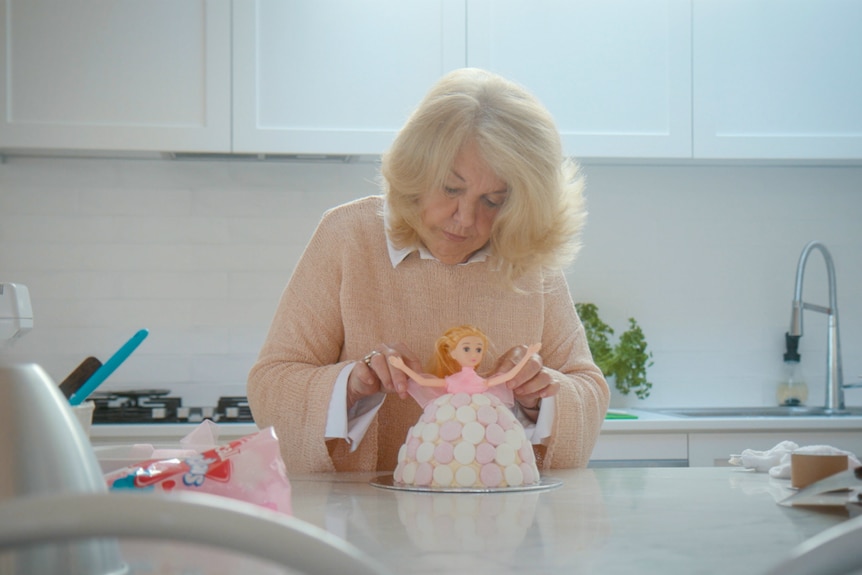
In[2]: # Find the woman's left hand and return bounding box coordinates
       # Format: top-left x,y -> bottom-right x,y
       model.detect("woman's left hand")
493,344 -> 559,410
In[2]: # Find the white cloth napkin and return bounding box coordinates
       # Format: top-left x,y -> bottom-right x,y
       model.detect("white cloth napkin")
729,441 -> 861,478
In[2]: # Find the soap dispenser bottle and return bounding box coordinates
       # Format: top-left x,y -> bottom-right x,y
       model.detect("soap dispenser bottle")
777,333 -> 808,406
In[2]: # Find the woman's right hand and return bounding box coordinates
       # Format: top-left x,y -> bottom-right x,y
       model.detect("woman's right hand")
347,343 -> 420,408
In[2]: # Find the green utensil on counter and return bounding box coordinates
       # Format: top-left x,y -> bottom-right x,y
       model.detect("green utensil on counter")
605,411 -> 639,420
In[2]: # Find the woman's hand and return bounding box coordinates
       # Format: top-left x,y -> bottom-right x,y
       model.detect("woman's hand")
493,343 -> 559,413
347,343 -> 421,409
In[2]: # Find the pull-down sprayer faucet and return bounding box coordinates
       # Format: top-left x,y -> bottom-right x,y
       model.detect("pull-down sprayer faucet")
788,241 -> 846,412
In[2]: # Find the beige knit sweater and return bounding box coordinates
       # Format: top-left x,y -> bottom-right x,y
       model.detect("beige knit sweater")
247,196 -> 609,474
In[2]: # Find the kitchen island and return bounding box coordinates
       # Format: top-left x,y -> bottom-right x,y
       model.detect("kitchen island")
278,467 -> 851,575
67,466 -> 853,574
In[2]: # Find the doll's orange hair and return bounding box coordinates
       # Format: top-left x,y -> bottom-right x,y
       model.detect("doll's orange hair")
431,324 -> 489,377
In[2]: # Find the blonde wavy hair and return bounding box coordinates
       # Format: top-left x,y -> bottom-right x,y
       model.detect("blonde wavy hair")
430,324 -> 489,378
382,68 -> 586,290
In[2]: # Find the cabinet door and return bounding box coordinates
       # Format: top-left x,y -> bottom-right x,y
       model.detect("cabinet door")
232,0 -> 466,155
693,0 -> 862,159
590,433 -> 689,467
688,431 -> 862,467
0,0 -> 231,152
467,0 -> 692,159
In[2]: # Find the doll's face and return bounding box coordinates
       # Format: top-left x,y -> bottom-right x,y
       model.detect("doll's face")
449,335 -> 485,368
416,139 -> 508,265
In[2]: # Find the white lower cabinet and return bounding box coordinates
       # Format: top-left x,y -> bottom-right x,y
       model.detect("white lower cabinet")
590,433 -> 688,467
688,431 -> 862,467
592,429 -> 862,467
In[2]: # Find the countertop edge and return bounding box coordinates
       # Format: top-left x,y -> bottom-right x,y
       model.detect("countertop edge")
87,413 -> 862,441
601,410 -> 862,432
89,422 -> 259,441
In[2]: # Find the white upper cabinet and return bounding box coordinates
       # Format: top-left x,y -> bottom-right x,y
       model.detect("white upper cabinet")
235,0 -> 691,158
467,0 -> 692,159
0,0 -> 231,152
3,0 -> 859,160
693,0 -> 862,159
231,0 -> 466,155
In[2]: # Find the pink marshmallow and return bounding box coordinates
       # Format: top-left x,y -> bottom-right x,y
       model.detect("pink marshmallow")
476,442 -> 496,464
477,405 -> 498,425
406,437 -> 420,459
485,423 -> 505,446
479,463 -> 503,488
414,462 -> 433,486
439,420 -> 463,442
434,441 -> 454,464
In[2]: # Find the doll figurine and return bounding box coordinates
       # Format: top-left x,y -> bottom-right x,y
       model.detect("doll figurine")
389,324 -> 541,401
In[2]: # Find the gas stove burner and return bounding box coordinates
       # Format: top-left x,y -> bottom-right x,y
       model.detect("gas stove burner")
92,389 -> 182,424
216,396 -> 252,422
91,389 -> 172,402
92,389 -> 254,424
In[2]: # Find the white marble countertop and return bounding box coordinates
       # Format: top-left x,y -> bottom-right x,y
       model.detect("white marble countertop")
283,467 -> 854,575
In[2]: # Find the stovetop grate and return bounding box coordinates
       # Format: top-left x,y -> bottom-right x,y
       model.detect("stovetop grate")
91,390 -> 254,424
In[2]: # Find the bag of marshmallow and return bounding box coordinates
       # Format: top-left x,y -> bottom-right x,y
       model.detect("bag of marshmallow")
104,425 -> 291,515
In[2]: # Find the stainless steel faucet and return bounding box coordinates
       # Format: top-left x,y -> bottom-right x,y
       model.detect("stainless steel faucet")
788,241 -> 847,412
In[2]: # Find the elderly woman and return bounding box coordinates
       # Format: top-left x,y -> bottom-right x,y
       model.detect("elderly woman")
248,68 -> 609,474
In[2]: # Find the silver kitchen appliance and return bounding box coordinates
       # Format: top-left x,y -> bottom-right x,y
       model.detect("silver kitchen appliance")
0,362 -> 127,575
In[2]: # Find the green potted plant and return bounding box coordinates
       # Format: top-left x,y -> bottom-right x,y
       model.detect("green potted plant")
575,302 -> 654,399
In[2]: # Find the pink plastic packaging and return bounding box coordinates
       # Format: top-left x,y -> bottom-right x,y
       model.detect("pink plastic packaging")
104,426 -> 292,515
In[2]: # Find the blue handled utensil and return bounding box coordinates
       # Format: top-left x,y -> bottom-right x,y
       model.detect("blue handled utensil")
69,329 -> 149,406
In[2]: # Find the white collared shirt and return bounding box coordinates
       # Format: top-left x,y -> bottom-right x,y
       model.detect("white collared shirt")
386,238 -> 492,267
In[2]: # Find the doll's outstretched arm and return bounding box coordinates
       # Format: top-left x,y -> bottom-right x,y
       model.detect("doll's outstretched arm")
388,355 -> 446,388
485,343 -> 542,388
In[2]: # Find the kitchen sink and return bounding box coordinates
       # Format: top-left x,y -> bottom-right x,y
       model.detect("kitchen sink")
650,406 -> 862,418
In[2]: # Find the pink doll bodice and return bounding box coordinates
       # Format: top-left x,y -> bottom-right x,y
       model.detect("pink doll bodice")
406,367 -> 514,409
444,367 -> 488,394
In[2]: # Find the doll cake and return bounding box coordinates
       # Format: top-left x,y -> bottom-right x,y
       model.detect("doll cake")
388,324 -> 543,489
392,391 -> 540,488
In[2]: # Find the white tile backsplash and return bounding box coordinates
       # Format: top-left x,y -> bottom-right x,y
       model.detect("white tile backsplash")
1,156 -> 861,410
